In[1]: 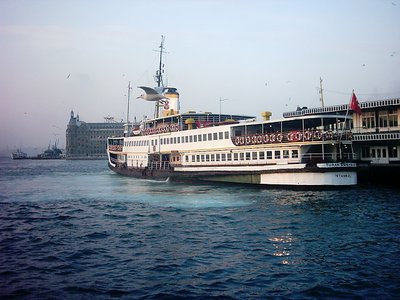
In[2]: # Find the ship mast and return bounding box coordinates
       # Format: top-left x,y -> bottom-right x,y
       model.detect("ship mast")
154,35 -> 166,118
319,77 -> 325,108
126,81 -> 132,122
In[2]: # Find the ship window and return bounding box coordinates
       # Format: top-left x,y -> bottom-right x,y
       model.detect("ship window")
191,155 -> 195,162
222,153 -> 226,161
361,147 -> 369,158
224,131 -> 229,139
173,137 -> 176,144
389,146 -> 398,158
259,151 -> 265,160
201,155 -> 205,162
213,132 -> 218,140
198,134 -> 202,142
203,134 -> 207,141
379,110 -> 389,128
208,133 -> 212,140
234,153 -> 239,161
189,136 -> 193,143
185,136 -> 188,143
266,151 -> 272,159
196,155 -> 200,162
177,137 -> 180,143
194,135 -> 197,142
292,150 -> 299,158
206,154 -> 210,162
362,112 -> 375,129
219,132 -> 223,139
227,153 -> 232,161
283,150 -> 289,159
389,110 -> 398,127
246,152 -> 251,160
240,153 -> 245,160
377,149 -> 381,158
382,148 -> 387,158
371,149 -> 376,158
216,154 -> 220,161
185,155 -> 189,162
252,152 -> 257,160
211,154 -> 215,162
275,150 -> 281,159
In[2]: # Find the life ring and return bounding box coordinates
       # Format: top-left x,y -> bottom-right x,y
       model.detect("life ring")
257,135 -> 263,144
251,135 -> 257,144
313,130 -> 322,140
287,132 -> 294,142
246,136 -> 251,145
263,134 -> 270,143
276,133 -> 283,143
303,131 -> 312,141
324,130 -> 333,140
234,137 -> 240,145
294,131 -> 302,142
239,136 -> 245,145
270,134 -> 276,143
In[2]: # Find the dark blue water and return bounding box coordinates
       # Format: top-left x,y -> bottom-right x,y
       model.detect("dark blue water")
0,158 -> 399,299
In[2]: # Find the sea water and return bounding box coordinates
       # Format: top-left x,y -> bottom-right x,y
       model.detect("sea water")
0,158 -> 399,299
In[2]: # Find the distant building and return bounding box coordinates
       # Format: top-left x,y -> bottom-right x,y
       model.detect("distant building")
66,111 -> 124,159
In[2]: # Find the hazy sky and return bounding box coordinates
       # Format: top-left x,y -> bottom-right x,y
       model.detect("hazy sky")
1,0 -> 399,149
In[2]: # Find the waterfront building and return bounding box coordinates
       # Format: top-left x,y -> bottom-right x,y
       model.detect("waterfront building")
66,111 -> 125,159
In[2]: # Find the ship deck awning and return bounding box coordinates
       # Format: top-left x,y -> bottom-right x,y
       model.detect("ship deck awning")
143,112 -> 256,127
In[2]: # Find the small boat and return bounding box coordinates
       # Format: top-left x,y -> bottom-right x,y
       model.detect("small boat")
11,148 -> 28,159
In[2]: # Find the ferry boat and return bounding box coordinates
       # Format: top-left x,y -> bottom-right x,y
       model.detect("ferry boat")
107,38 -> 357,187
11,148 -> 28,159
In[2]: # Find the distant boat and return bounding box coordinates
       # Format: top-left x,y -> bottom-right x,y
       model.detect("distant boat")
11,148 -> 28,160
31,142 -> 64,159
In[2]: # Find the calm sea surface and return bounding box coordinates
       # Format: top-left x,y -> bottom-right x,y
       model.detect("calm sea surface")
0,158 -> 399,299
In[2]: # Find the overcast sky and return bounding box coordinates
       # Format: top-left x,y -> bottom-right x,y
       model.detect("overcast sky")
1,0 -> 399,150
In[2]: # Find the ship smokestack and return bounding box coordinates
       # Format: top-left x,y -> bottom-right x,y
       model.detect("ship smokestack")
261,111 -> 272,121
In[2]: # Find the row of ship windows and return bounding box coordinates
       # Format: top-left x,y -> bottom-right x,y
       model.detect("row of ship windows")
124,131 -> 230,147
182,149 -> 299,163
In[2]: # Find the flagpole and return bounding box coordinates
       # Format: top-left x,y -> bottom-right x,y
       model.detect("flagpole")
339,90 -> 354,158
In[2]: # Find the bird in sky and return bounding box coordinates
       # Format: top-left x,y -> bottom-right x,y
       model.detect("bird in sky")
136,86 -> 169,101
66,73 -> 71,79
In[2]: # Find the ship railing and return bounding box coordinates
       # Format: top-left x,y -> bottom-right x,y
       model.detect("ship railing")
232,129 -> 353,146
301,152 -> 356,163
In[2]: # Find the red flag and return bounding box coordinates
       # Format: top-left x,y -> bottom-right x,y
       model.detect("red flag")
349,91 -> 362,114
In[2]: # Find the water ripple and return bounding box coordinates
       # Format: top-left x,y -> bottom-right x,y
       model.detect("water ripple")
0,159 -> 399,298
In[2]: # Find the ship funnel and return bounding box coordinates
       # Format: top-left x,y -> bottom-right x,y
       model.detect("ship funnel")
163,88 -> 180,116
261,111 -> 272,121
